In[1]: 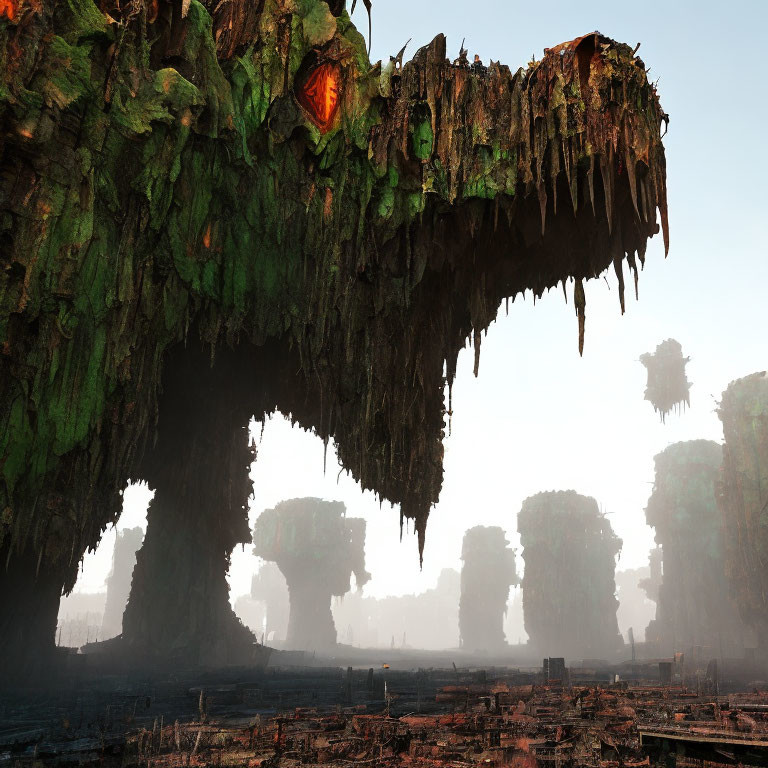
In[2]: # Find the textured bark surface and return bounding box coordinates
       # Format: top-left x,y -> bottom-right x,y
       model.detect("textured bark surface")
644,440 -> 745,656
120,341 -> 265,666
718,373 -> 768,652
0,0 -> 667,673
459,525 -> 516,651
253,497 -> 369,650
519,490 -> 623,659
640,338 -> 691,421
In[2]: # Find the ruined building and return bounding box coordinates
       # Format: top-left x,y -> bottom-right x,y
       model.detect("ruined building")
718,373 -> 768,654
640,339 -> 691,421
101,527 -> 144,640
459,526 -> 517,651
519,491 -> 623,659
0,0 -> 669,677
253,498 -> 370,651
644,440 -> 745,656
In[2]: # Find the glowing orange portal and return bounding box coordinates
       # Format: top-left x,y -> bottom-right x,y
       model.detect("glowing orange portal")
0,0 -> 18,20
297,63 -> 341,133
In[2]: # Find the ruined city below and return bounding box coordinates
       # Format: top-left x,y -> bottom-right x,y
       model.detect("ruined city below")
3,655 -> 768,768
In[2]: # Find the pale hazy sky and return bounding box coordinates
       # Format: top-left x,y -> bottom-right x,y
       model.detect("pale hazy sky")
72,0 -> 767,606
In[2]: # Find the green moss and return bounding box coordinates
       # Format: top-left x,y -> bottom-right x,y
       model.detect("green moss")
0,5 -> 669,595
412,118 -> 433,161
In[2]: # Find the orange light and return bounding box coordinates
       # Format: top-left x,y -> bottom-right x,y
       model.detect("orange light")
0,0 -> 17,20
297,63 -> 341,133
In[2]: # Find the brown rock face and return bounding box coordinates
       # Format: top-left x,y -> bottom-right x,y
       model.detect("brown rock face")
0,0 -> 668,676
718,373 -> 768,653
644,441 -> 746,656
459,526 -> 517,651
519,491 -> 623,660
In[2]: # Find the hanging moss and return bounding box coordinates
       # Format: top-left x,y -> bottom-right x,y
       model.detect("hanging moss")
718,372 -> 768,651
640,338 -> 691,421
644,440 -> 745,655
0,0 -> 668,669
518,490 -> 623,659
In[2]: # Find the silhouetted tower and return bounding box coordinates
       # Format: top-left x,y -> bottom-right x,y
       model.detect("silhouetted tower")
639,338 -> 691,421
519,491 -> 623,659
253,498 -> 370,650
644,440 -> 745,656
718,373 -> 768,654
250,561 -> 289,645
459,526 -> 517,650
101,527 -> 144,639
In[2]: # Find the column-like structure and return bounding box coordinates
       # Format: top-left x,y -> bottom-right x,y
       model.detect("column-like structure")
120,343 -> 262,668
519,491 -> 623,659
459,526 -> 517,651
253,498 -> 370,651
251,561 -> 290,646
718,373 -> 768,653
101,526 -> 144,640
0,0 -> 668,678
644,440 -> 745,656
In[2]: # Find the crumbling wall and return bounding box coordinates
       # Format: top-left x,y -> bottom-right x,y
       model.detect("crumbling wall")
253,498 -> 370,651
519,491 -> 623,659
100,526 -> 144,640
640,339 -> 691,421
459,526 -> 517,651
718,373 -> 768,652
0,0 -> 668,675
644,440 -> 745,656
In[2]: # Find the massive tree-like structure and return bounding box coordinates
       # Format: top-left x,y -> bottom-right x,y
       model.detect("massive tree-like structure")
519,491 -> 623,659
459,526 -> 517,651
644,440 -> 745,656
253,498 -> 369,650
0,0 -> 668,677
640,338 -> 691,421
718,373 -> 768,654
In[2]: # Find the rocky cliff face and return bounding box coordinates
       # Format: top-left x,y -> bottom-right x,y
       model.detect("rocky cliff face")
459,526 -> 516,651
644,440 -> 746,656
101,526 -> 143,640
519,490 -> 623,659
0,0 -> 668,675
718,373 -> 768,653
253,497 -> 369,651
